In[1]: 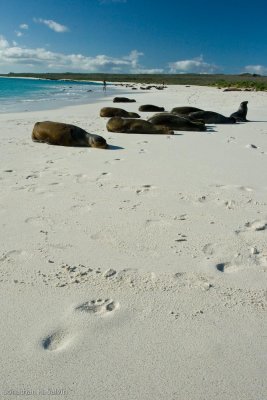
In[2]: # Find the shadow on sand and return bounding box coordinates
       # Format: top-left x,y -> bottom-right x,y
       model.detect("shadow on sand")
107,144 -> 124,150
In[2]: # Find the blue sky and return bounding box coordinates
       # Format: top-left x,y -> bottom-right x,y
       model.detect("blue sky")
0,0 -> 267,74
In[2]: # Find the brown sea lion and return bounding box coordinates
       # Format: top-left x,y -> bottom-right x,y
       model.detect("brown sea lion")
148,113 -> 206,131
113,97 -> 136,103
100,107 -> 140,118
32,121 -> 107,148
139,105 -> 165,112
230,101 -> 248,122
171,106 -> 204,115
106,117 -> 173,135
189,111 -> 236,124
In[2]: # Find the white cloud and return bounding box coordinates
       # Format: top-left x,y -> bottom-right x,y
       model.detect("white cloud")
0,34 -> 164,74
122,50 -> 164,73
124,50 -> 144,69
169,56 -> 219,74
34,18 -> 69,33
0,34 -> 151,73
20,24 -> 29,30
15,31 -> 23,37
0,35 -> 9,48
243,65 -> 267,75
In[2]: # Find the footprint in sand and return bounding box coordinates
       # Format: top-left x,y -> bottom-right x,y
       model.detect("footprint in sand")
104,158 -> 123,165
226,136 -> 236,143
136,184 -> 155,195
0,249 -> 28,263
41,329 -> 73,351
244,220 -> 267,232
96,172 -> 111,182
224,200 -> 236,209
215,262 -> 230,272
74,299 -> 119,315
25,173 -> 40,180
48,182 -> 63,186
138,148 -> 147,154
238,186 -> 254,192
197,195 -> 208,203
174,214 -> 188,221
215,262 -> 252,274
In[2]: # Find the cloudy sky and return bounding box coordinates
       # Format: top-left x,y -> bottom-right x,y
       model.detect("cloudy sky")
0,0 -> 267,75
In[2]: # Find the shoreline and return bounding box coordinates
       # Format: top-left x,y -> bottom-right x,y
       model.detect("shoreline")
0,78 -> 124,114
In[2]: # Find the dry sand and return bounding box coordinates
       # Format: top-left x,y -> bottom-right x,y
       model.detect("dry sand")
0,84 -> 266,399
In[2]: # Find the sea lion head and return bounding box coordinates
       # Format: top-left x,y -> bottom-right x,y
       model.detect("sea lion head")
88,134 -> 108,149
230,101 -> 248,122
240,101 -> 248,110
128,112 -> 140,118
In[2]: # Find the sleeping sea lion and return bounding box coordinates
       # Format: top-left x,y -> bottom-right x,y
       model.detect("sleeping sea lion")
148,113 -> 206,131
139,105 -> 165,112
189,111 -> 236,124
32,121 -> 107,148
106,117 -> 173,135
100,107 -> 140,118
171,106 -> 204,115
113,97 -> 136,103
230,101 -> 248,122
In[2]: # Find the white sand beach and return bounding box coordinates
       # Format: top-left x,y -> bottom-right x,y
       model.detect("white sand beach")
0,84 -> 266,399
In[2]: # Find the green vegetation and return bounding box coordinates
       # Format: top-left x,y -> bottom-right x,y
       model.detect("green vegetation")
212,79 -> 267,91
1,72 -> 267,90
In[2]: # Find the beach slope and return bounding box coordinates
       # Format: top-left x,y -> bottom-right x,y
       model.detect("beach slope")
0,85 -> 266,399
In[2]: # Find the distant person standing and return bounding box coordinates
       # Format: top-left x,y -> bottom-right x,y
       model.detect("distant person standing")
103,80 -> 107,92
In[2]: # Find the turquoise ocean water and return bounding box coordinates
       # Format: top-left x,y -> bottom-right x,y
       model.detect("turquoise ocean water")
0,77 -> 112,113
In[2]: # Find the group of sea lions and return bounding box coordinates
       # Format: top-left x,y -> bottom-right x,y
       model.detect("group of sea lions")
31,97 -> 249,148
103,99 -> 248,135
170,101 -> 248,124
